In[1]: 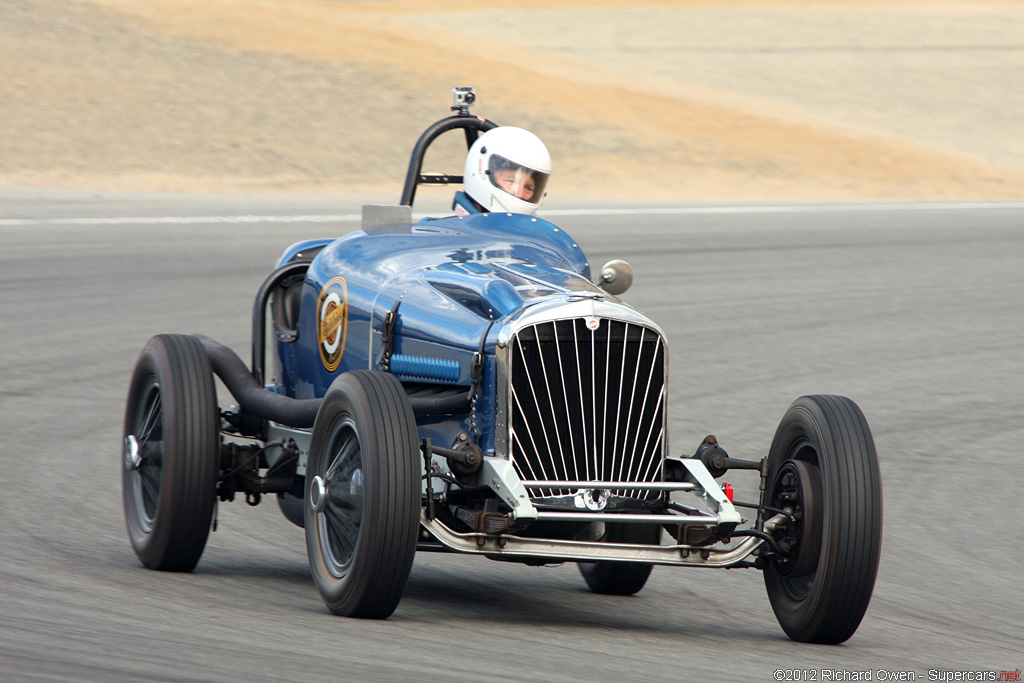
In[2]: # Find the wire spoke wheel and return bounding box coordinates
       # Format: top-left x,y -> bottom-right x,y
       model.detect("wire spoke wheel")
122,334 -> 219,572
763,395 -> 882,644
124,379 -> 164,532
769,456 -> 823,583
317,418 -> 364,577
305,371 -> 419,618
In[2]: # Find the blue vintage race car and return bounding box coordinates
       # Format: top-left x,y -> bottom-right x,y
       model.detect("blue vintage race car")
122,89 -> 882,644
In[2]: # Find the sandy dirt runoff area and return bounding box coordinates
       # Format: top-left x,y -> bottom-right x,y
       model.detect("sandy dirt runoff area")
2,0 -> 1023,200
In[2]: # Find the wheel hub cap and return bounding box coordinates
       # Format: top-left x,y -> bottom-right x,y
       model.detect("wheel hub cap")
124,434 -> 141,470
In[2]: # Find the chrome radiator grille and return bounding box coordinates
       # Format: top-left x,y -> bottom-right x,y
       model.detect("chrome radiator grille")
507,317 -> 665,500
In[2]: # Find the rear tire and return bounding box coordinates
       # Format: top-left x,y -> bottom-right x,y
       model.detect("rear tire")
122,334 -> 219,572
304,371 -> 420,618
578,523 -> 661,595
763,395 -> 882,644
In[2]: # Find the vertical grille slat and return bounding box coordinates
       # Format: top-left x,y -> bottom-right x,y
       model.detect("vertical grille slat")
616,326 -> 644,483
511,333 -> 553,493
571,321 -> 590,482
611,323 -> 628,480
553,321 -> 580,482
508,317 -> 665,502
536,322 -> 570,488
590,322 -> 600,482
623,334 -> 663,486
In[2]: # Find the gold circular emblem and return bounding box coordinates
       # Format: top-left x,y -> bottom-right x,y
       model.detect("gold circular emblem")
317,277 -> 348,372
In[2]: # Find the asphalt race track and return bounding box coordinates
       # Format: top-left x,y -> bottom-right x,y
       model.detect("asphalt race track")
1,191 -> 1021,681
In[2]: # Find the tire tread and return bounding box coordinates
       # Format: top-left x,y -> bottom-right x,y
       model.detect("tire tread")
764,394 -> 882,644
123,333 -> 219,572
305,370 -> 419,618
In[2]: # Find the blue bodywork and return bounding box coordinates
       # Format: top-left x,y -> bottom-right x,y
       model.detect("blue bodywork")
271,212 -> 602,456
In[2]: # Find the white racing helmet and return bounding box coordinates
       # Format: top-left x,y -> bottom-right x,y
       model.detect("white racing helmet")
463,126 -> 551,216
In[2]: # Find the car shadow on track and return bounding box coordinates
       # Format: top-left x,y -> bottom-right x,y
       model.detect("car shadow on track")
396,565 -> 770,639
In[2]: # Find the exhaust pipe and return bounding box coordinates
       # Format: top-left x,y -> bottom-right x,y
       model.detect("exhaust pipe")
194,334 -> 321,428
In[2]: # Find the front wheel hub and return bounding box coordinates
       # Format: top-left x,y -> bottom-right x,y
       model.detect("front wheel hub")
124,435 -> 141,470
769,459 -> 823,577
309,475 -> 328,513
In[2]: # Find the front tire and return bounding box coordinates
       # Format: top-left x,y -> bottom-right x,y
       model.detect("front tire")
763,395 -> 882,644
304,371 -> 420,618
578,523 -> 661,595
122,334 -> 219,572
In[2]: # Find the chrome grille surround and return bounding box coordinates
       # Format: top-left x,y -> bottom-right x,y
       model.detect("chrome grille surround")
494,296 -> 668,504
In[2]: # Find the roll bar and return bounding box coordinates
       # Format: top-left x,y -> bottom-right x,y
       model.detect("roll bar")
399,91 -> 498,206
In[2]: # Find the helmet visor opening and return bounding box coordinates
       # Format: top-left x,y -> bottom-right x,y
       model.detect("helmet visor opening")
487,155 -> 549,205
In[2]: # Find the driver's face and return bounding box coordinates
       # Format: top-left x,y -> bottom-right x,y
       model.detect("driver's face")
493,168 -> 536,200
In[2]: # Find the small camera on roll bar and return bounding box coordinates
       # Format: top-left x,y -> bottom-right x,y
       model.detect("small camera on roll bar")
451,86 -> 476,114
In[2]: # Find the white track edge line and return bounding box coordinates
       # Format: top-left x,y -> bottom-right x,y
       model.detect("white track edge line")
3,201 -> 1024,227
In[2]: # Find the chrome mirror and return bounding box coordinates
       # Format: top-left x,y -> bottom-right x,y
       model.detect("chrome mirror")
597,259 -> 633,295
